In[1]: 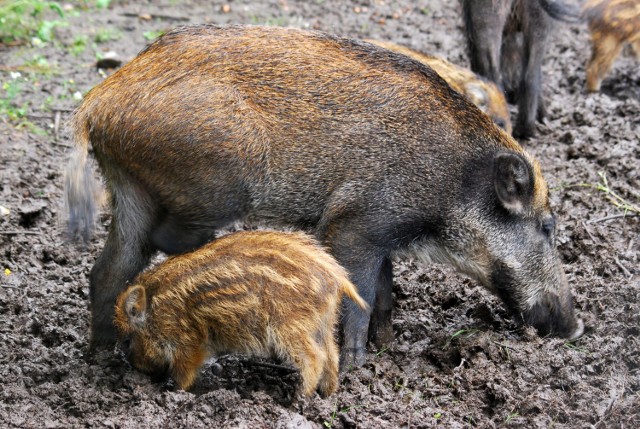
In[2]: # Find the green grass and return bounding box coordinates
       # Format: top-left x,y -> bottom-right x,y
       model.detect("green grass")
0,0 -> 65,44
581,172 -> 640,216
69,34 -> 89,56
505,411 -> 519,424
442,328 -> 479,350
323,401 -> 362,428
94,27 -> 121,43
554,172 -> 639,218
1,75 -> 27,121
143,30 -> 165,41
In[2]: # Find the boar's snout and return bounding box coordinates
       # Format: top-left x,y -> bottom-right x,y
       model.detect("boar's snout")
522,290 -> 584,341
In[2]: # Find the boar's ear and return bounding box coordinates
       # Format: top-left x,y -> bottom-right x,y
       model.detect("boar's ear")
122,285 -> 148,330
493,152 -> 534,216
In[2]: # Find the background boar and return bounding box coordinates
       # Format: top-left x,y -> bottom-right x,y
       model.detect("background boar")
582,0 -> 640,92
365,39 -> 512,133
460,0 -> 580,138
114,230 -> 367,396
65,24 -> 584,366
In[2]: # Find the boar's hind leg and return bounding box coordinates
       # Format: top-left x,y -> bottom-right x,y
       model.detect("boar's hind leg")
89,178 -> 156,351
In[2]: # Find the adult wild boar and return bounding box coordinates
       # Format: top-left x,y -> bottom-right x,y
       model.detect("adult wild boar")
460,0 -> 580,138
65,25 -> 584,366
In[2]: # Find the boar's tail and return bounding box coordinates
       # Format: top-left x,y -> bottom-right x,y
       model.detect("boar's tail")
539,0 -> 582,23
63,115 -> 102,243
341,280 -> 369,312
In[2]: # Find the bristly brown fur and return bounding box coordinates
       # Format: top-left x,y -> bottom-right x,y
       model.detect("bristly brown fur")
114,230 -> 367,397
582,0 -> 640,92
366,39 -> 512,134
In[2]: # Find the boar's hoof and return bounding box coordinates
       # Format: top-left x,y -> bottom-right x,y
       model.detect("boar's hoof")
566,318 -> 585,342
368,320 -> 395,350
513,121 -> 536,139
340,347 -> 366,369
88,330 -> 118,354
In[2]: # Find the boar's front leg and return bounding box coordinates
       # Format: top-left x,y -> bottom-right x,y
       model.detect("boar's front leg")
368,257 -> 394,349
317,219 -> 384,367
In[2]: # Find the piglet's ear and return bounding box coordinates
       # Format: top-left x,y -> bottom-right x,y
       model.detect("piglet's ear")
464,83 -> 488,110
123,285 -> 147,330
494,152 -> 534,216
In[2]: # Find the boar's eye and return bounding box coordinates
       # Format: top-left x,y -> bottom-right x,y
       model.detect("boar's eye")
541,216 -> 555,239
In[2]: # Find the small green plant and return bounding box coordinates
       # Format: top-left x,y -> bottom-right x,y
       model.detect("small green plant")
375,345 -> 389,357
94,27 -> 121,44
70,34 -> 89,56
0,0 -> 65,44
581,171 -> 640,216
564,342 -> 589,354
1,75 -> 27,120
143,30 -> 165,41
23,54 -> 55,75
323,401 -> 361,428
73,0 -> 111,9
493,341 -> 513,361
0,72 -> 45,133
443,328 -> 478,350
505,411 -> 519,424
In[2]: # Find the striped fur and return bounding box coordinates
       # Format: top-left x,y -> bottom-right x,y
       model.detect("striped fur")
114,230 -> 367,396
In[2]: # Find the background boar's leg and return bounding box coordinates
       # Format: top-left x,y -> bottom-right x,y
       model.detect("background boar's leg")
513,1 -> 552,138
461,0 -> 507,84
89,179 -> 155,351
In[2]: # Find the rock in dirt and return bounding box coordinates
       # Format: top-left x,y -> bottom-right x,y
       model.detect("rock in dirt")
96,52 -> 122,70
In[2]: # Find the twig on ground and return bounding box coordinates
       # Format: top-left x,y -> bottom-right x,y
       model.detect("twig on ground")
493,341 -> 517,351
54,110 -> 61,140
120,12 -> 190,21
26,113 -> 53,120
614,256 -> 632,279
51,141 -> 71,148
587,213 -> 638,224
0,230 -> 42,236
51,107 -> 75,113
581,221 -> 597,243
455,358 -> 467,371
241,359 -> 296,373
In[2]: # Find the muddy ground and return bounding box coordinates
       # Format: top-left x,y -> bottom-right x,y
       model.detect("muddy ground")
1,0 -> 638,427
